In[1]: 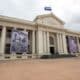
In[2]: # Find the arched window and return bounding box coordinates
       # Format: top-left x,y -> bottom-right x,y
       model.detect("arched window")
49,36 -> 54,45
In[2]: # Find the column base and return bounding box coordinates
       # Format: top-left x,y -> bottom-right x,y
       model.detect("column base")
22,54 -> 28,59
11,53 -> 16,59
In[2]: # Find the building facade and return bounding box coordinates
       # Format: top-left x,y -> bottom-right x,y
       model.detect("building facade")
0,13 -> 80,60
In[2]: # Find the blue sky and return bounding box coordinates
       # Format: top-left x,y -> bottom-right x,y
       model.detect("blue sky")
0,0 -> 80,31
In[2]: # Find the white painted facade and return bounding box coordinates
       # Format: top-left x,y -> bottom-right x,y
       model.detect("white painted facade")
0,13 -> 80,60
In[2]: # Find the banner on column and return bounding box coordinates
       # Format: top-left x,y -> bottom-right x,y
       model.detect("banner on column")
10,29 -> 28,53
68,36 -> 78,53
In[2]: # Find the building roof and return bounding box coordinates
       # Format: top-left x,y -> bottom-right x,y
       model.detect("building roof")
0,14 -> 80,35
34,13 -> 65,25
0,15 -> 35,26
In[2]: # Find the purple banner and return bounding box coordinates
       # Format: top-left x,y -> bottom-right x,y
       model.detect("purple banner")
10,29 -> 28,53
68,36 -> 78,53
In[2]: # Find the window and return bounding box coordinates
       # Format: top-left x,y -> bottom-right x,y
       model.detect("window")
0,28 -> 2,37
5,44 -> 11,54
79,38 -> 80,44
16,53 -> 22,55
17,28 -> 24,31
6,28 -> 13,38
49,36 -> 54,45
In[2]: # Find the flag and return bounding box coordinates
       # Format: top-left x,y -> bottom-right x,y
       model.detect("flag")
44,7 -> 52,11
10,29 -> 28,53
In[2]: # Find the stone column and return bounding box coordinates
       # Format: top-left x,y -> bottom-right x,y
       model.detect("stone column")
58,33 -> 62,53
22,29 -> 28,59
32,30 -> 36,58
36,30 -> 44,56
58,34 -> 61,53
36,30 -> 39,55
56,33 -> 60,53
0,26 -> 6,55
46,32 -> 50,54
43,31 -> 47,53
57,33 -> 65,54
77,37 -> 80,53
11,28 -> 17,59
62,33 -> 68,54
60,33 -> 64,53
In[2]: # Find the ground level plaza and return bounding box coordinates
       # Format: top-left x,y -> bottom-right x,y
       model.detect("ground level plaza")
0,58 -> 80,80
0,13 -> 80,60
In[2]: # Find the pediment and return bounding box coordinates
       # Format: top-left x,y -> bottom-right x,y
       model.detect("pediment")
34,13 -> 65,26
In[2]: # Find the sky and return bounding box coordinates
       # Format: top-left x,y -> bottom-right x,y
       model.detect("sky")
0,0 -> 80,31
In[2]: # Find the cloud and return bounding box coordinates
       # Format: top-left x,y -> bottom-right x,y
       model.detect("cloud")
0,0 -> 80,30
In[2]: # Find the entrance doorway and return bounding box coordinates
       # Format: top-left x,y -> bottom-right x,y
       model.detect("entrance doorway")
49,34 -> 56,55
50,47 -> 55,55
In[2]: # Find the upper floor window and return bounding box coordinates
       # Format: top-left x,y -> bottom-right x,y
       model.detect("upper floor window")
49,36 -> 54,45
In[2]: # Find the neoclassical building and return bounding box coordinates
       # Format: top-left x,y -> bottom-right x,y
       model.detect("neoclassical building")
0,13 -> 80,60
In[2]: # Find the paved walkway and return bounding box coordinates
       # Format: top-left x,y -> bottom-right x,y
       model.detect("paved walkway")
0,57 -> 80,80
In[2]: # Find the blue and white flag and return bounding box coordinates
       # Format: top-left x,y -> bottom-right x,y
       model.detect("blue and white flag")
44,7 -> 52,11
10,29 -> 28,53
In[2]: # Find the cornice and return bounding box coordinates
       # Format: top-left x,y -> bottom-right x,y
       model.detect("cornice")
0,15 -> 35,26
